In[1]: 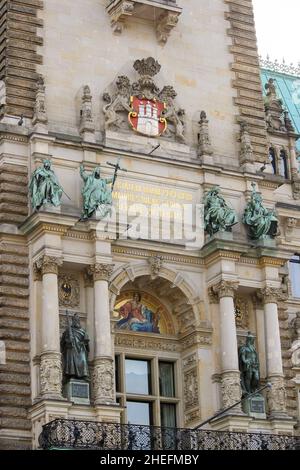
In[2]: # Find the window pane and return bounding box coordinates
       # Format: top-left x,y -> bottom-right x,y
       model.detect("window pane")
290,259 -> 300,298
159,362 -> 175,397
127,401 -> 151,425
161,403 -> 176,428
125,359 -> 150,395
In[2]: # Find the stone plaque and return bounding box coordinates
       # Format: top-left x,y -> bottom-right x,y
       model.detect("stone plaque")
243,394 -> 266,419
65,379 -> 90,405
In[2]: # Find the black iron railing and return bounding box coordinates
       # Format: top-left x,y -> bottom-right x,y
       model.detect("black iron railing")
39,419 -> 299,451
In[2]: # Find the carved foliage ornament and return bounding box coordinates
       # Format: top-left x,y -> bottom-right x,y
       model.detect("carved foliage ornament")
184,368 -> 199,411
221,372 -> 241,409
88,263 -> 114,282
103,57 -> 185,143
34,255 -> 63,276
92,358 -> 114,402
40,353 -> 62,397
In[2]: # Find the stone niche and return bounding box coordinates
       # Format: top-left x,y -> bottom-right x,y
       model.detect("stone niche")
105,0 -> 182,43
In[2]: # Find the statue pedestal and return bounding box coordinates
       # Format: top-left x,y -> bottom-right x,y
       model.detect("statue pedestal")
64,379 -> 90,405
242,394 -> 266,420
40,203 -> 61,214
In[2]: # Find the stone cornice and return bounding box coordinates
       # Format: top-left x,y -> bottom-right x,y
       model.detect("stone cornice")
19,212 -> 76,241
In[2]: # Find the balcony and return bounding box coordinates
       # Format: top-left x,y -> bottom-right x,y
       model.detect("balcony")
39,419 -> 299,451
106,0 -> 182,43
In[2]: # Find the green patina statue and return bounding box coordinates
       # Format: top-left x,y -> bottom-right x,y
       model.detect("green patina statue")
238,332 -> 260,396
243,183 -> 278,240
29,159 -> 63,210
204,186 -> 238,236
80,159 -> 126,220
80,164 -> 114,220
60,312 -> 90,382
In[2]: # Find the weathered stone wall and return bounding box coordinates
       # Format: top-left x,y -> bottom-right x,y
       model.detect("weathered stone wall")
0,0 -> 43,118
225,0 -> 268,162
0,139 -> 31,449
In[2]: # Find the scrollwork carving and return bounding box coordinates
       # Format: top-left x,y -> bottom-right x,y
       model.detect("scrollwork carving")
40,353 -> 62,397
92,358 -> 114,404
34,255 -> 63,276
88,263 -> 114,282
220,372 -> 241,409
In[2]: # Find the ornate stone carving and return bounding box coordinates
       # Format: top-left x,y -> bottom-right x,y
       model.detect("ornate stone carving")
40,353 -> 62,398
106,1 -> 181,41
285,217 -> 298,240
58,274 -> 80,308
88,263 -> 114,282
267,376 -> 287,416
103,76 -> 132,131
240,121 -> 254,164
148,255 -> 163,279
79,85 -> 95,137
210,280 -> 239,300
258,287 -> 288,305
102,58 -> 186,143
185,409 -> 201,426
34,255 -> 63,276
184,368 -> 199,411
33,263 -> 43,282
183,353 -> 197,370
234,297 -> 249,330
32,75 -> 48,128
264,78 -> 294,135
198,111 -> 213,157
115,334 -> 179,352
156,11 -> 179,45
92,358 -> 114,404
83,268 -> 94,288
220,371 -> 241,409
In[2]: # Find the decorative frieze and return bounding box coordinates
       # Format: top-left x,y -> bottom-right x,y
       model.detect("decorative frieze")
267,376 -> 287,416
92,358 -> 115,404
34,256 -> 63,276
40,352 -> 62,398
184,368 -> 199,411
115,334 -> 179,353
220,371 -> 241,409
88,263 -> 114,282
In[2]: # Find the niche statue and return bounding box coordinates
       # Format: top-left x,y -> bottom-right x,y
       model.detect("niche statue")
60,312 -> 90,382
238,332 -> 260,396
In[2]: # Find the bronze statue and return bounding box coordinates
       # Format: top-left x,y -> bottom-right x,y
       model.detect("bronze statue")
243,183 -> 278,240
204,186 -> 238,236
238,332 -> 260,396
60,312 -> 90,382
29,159 -> 64,210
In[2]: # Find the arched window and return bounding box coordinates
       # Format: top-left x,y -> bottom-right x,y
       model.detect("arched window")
279,149 -> 288,179
269,147 -> 276,174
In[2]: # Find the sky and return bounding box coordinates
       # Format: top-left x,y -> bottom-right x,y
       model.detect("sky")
253,0 -> 300,64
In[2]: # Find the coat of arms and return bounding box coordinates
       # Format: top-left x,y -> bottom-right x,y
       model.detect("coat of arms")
102,57 -> 185,143
129,97 -> 167,137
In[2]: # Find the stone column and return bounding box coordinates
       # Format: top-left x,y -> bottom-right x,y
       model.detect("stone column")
34,255 -> 63,399
84,269 -> 95,360
210,280 -> 241,409
260,287 -> 288,417
88,263 -> 115,405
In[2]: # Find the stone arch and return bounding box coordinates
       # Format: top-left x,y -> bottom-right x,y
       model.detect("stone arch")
109,261 -> 202,333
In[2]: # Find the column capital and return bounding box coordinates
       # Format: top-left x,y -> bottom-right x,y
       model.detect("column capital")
88,263 -> 114,282
34,255 -> 63,276
258,287 -> 288,305
209,280 -> 239,300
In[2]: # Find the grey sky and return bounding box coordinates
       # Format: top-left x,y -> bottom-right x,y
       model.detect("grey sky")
253,0 -> 300,64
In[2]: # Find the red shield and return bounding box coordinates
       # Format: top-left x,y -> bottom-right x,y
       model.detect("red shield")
129,96 -> 167,137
